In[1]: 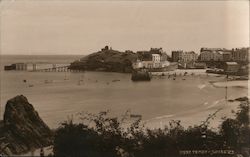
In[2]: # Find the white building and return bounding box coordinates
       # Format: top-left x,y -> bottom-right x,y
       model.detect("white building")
152,54 -> 161,62
132,54 -> 170,69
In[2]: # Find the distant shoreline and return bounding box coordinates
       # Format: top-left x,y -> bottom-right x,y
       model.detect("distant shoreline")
0,54 -> 86,56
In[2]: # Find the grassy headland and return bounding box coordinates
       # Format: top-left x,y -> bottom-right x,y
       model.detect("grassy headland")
69,48 -> 137,73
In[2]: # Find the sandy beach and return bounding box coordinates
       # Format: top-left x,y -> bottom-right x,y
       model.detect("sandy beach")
212,80 -> 249,88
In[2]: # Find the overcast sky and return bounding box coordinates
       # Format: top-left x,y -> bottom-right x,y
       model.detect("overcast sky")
0,0 -> 249,55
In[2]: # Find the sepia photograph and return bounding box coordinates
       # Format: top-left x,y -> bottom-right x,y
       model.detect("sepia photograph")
0,0 -> 249,156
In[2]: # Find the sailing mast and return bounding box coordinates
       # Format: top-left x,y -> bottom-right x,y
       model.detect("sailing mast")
64,72 -> 68,80
78,72 -> 84,85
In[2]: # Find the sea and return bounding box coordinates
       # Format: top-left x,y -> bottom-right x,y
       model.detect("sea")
0,55 -> 248,129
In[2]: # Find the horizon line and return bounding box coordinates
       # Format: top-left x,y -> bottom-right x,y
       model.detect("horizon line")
1,46 -> 249,56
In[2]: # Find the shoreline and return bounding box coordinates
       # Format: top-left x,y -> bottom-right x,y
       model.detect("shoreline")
143,100 -> 241,130
212,80 -> 249,88
20,98 -> 248,156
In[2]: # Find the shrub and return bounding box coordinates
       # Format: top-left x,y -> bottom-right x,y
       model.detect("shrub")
53,102 -> 249,157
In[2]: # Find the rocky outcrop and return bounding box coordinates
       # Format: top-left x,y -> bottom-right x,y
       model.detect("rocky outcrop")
69,46 -> 138,73
0,95 -> 52,155
131,70 -> 152,81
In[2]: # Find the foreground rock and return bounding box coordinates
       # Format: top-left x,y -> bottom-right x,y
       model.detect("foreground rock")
0,95 -> 52,155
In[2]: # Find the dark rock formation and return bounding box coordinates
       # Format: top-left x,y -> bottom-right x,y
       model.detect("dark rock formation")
69,46 -> 138,73
131,70 -> 152,81
0,95 -> 52,155
235,97 -> 249,102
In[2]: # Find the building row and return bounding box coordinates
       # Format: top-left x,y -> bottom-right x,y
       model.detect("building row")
199,47 -> 249,62
171,47 -> 249,63
171,51 -> 198,63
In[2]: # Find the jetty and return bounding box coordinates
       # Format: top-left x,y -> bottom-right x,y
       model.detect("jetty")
4,63 -> 84,72
35,65 -> 70,72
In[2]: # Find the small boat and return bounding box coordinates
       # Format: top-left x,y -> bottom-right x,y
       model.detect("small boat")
77,74 -> 84,85
44,80 -> 53,84
130,114 -> 142,118
64,73 -> 69,80
78,80 -> 84,85
112,79 -> 120,82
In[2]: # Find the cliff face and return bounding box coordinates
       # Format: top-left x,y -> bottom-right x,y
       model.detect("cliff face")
0,95 -> 52,155
69,48 -> 138,73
